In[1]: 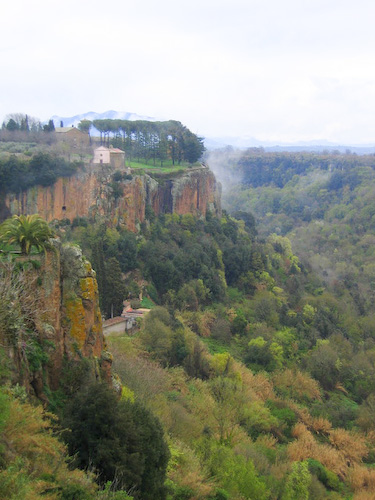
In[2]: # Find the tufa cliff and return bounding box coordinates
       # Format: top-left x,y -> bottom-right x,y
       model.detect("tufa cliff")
1,243 -> 111,402
5,165 -> 221,230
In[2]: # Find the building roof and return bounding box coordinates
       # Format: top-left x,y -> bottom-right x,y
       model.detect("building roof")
55,127 -> 83,134
103,316 -> 126,327
94,146 -> 124,154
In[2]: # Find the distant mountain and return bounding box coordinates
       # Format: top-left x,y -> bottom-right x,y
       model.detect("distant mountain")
50,110 -> 158,131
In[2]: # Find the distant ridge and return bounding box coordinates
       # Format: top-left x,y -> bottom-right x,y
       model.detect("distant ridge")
204,136 -> 375,154
204,137 -> 375,155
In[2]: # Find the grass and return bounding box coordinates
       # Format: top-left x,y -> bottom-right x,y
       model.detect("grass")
0,141 -> 42,159
140,296 -> 156,309
201,337 -> 229,354
0,242 -> 44,257
127,159 -> 200,174
0,138 -> 201,173
0,140 -> 91,164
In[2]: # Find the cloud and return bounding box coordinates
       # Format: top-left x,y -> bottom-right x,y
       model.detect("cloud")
1,0 -> 375,144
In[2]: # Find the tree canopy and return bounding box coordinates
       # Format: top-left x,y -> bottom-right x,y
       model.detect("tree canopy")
0,214 -> 54,254
0,153 -> 79,194
62,382 -> 169,498
91,118 -> 205,165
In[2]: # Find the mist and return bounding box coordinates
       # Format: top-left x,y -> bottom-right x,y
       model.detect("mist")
205,147 -> 248,193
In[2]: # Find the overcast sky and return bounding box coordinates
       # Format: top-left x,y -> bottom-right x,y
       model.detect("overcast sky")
1,0 -> 375,145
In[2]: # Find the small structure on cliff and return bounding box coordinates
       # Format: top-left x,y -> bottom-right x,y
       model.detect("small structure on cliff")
102,302 -> 150,335
55,126 -> 89,147
93,146 -> 125,169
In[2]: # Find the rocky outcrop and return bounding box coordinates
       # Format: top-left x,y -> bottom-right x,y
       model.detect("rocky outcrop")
3,243 -> 110,400
4,165 -> 221,231
60,244 -> 105,361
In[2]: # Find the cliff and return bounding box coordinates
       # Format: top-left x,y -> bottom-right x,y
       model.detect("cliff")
1,165 -> 221,400
2,243 -> 110,401
5,165 -> 221,231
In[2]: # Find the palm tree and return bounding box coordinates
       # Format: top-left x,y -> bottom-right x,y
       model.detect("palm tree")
0,214 -> 54,255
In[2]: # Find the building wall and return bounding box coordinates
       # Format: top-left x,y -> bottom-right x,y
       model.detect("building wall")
110,152 -> 125,169
94,147 -> 111,164
103,320 -> 127,335
55,128 -> 89,147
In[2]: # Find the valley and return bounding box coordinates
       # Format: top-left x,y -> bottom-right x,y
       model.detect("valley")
1,122 -> 375,499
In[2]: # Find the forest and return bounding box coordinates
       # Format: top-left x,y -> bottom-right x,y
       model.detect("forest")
2,146 -> 375,498
219,149 -> 375,317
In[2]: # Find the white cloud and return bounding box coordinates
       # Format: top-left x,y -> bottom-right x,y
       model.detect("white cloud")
1,0 -> 375,144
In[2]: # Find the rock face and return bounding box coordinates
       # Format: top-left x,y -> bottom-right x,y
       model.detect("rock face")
59,244 -> 105,362
1,166 -> 221,400
5,165 -> 221,231
4,243 -> 109,400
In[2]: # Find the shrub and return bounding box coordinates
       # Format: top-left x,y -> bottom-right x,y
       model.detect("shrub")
62,382 -> 169,498
307,459 -> 341,492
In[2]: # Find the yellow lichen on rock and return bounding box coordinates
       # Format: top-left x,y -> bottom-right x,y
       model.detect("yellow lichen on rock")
63,295 -> 87,350
84,260 -> 93,274
80,277 -> 97,301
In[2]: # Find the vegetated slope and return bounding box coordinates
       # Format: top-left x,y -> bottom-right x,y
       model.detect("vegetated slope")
3,152 -> 375,498
64,211 -> 375,499
220,149 -> 375,315
0,230 -> 169,499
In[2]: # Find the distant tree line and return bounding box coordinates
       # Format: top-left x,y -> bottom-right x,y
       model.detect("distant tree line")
1,113 -> 57,134
1,114 -> 58,144
0,153 -> 79,194
90,118 -> 205,165
235,150 -> 375,188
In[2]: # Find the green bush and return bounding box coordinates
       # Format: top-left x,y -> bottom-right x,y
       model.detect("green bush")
25,339 -> 49,373
62,382 -> 170,499
307,459 -> 342,492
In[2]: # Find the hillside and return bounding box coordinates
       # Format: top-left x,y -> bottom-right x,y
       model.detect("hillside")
2,142 -> 375,498
69,210 -> 375,499
217,149 -> 375,316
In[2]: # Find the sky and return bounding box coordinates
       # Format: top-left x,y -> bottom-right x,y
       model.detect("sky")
2,0 -> 375,145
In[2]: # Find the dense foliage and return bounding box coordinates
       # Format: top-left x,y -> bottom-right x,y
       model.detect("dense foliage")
0,383 -> 99,500
63,382 -> 170,499
0,152 -> 79,194
66,210 -> 260,316
59,203 -> 375,498
221,150 -> 375,315
4,142 -> 375,498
